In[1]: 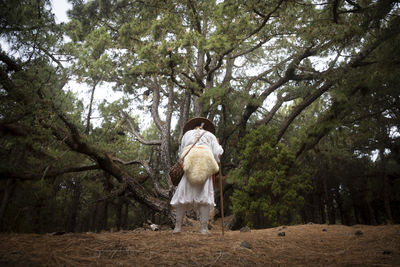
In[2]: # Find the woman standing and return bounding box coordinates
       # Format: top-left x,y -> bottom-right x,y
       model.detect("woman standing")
170,117 -> 223,234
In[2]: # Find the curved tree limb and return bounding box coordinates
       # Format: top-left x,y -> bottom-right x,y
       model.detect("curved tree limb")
244,0 -> 284,41
112,157 -> 169,198
275,81 -> 334,144
122,111 -> 162,145
50,113 -> 169,213
275,16 -> 400,144
237,45 -> 318,137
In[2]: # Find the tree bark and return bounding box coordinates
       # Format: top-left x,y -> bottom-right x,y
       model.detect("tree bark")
380,150 -> 393,224
116,198 -> 123,231
366,199 -> 377,225
90,201 -> 99,231
193,95 -> 201,117
149,77 -> 173,187
122,201 -> 129,229
352,198 -> 361,224
66,180 -> 82,232
178,91 -> 191,140
323,177 -> 336,224
335,188 -> 345,225
101,200 -> 108,231
85,80 -> 98,134
33,201 -> 43,233
0,179 -> 16,231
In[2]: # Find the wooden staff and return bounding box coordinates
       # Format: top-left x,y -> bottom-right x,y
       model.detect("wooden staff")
218,163 -> 225,236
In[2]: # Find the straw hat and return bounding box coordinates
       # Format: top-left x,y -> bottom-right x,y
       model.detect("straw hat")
182,117 -> 216,135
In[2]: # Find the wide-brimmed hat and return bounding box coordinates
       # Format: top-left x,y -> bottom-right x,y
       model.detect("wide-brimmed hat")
182,117 -> 215,135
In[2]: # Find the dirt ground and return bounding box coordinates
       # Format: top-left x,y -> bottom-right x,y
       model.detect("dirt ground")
0,221 -> 399,266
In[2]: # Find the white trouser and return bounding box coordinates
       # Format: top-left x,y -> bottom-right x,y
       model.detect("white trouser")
173,203 -> 211,234
173,204 -> 186,233
199,204 -> 210,234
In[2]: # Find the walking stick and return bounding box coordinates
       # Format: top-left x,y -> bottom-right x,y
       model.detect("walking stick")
218,163 -> 225,236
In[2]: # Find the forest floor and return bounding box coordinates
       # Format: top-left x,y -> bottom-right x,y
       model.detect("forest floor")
0,220 -> 399,266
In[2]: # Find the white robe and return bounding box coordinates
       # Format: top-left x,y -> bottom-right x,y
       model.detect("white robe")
170,128 -> 224,208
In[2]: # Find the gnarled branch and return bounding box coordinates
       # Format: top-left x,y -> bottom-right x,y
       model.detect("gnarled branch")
122,111 -> 161,145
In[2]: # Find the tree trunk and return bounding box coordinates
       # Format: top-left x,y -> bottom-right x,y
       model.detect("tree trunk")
102,200 -> 108,231
307,194 -> 316,223
366,200 -> 377,225
323,177 -> 335,224
312,174 -> 325,224
160,126 -> 172,183
66,180 -> 82,232
193,95 -> 201,117
352,199 -> 361,224
122,201 -> 129,229
300,208 -> 308,224
90,201 -> 99,231
379,149 -> 393,224
383,174 -> 393,224
178,91 -> 191,139
116,198 -> 123,231
85,80 -> 98,134
334,188 -> 345,225
0,179 -> 16,231
319,195 -> 326,224
33,201 -> 43,233
80,211 -> 90,232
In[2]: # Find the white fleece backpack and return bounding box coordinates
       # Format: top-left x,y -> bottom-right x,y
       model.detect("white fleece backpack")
181,145 -> 219,185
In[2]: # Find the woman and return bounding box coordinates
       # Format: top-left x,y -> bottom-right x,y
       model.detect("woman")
170,117 -> 223,234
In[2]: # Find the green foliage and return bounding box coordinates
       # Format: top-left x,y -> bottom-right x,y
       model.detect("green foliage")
229,125 -> 311,228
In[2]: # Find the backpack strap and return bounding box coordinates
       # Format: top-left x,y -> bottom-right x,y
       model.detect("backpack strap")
180,129 -> 206,160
